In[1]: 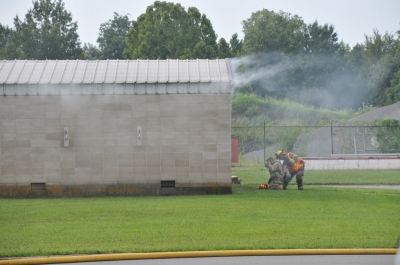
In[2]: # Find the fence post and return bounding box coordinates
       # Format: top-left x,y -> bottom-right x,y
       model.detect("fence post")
263,120 -> 266,163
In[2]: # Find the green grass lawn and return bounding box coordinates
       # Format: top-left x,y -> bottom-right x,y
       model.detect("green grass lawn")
0,170 -> 399,257
232,167 -> 400,185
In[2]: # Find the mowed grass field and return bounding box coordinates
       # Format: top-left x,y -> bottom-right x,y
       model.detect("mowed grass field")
0,169 -> 399,258
233,167 -> 400,185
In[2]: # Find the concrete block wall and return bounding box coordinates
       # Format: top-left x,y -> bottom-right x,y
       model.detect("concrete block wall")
0,93 -> 232,197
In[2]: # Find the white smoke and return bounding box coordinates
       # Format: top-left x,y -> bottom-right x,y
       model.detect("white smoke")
230,52 -> 369,110
230,54 -> 284,89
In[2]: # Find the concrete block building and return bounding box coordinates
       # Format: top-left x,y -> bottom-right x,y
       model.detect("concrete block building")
0,59 -> 234,197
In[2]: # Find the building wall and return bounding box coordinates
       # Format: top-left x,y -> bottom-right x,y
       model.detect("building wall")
0,93 -> 232,197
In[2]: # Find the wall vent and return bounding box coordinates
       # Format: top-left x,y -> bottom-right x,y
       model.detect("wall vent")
31,183 -> 46,190
161,180 -> 175,188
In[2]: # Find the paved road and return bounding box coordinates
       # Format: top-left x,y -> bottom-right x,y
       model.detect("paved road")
56,255 -> 396,265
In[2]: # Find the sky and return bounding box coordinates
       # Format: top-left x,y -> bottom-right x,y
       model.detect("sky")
0,0 -> 399,48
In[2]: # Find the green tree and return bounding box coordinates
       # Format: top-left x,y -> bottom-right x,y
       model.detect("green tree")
364,29 -> 397,63
385,69 -> 400,104
364,29 -> 400,106
0,23 -> 13,51
198,12 -> 218,57
230,33 -> 243,56
235,8 -> 377,109
372,119 -> 400,153
242,9 -> 306,55
304,21 -> 339,54
217,38 -> 232,58
97,12 -> 131,59
1,0 -> 82,59
123,1 -> 218,59
82,43 -> 101,60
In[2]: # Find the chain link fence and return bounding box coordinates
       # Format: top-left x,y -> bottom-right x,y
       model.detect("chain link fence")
232,123 -> 400,161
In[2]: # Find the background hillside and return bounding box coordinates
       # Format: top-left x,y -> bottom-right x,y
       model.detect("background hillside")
232,93 -> 400,158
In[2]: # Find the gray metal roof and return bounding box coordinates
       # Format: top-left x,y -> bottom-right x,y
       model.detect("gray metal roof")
0,59 -> 233,85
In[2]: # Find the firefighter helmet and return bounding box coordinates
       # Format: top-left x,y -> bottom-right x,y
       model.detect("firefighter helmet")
258,184 -> 268,189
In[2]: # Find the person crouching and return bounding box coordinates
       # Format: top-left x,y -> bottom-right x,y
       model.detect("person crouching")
265,156 -> 285,190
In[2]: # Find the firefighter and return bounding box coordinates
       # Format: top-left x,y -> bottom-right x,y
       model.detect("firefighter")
275,150 -> 305,190
265,156 -> 285,190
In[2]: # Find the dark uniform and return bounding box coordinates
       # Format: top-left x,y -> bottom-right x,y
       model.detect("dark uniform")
265,157 -> 285,190
276,150 -> 305,190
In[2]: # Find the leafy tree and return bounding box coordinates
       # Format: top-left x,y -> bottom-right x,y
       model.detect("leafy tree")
385,69 -> 400,104
82,43 -> 101,60
192,40 -> 216,59
217,38 -> 232,58
198,12 -> 218,57
242,9 -> 306,55
363,29 -> 400,106
304,21 -> 339,54
97,12 -> 131,59
123,1 -> 218,59
0,23 -> 13,51
372,119 -> 400,153
241,12 -> 341,56
235,8 -> 383,109
1,0 -> 82,59
364,29 -> 397,63
230,33 -> 243,56
345,43 -> 366,70
368,52 -> 400,106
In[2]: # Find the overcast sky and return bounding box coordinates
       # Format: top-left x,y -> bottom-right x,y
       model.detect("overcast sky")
1,0 -> 399,48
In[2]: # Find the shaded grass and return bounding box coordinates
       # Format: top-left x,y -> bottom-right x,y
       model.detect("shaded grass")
0,169 -> 399,257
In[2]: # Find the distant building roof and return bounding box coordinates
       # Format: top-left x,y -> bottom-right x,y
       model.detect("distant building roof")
0,59 -> 233,85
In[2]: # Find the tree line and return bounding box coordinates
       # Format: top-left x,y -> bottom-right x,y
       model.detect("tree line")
0,0 -> 399,109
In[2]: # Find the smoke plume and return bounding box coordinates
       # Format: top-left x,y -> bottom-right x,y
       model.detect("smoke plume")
230,52 -> 370,110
